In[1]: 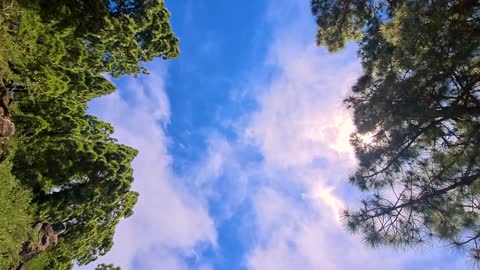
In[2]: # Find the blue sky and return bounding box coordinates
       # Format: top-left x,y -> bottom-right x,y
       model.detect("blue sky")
81,1 -> 469,269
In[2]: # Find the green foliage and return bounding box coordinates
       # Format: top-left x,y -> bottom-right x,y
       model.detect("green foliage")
0,0 -> 179,268
311,0 -> 369,51
18,0 -> 180,77
0,157 -> 33,269
312,0 -> 480,262
23,252 -> 71,270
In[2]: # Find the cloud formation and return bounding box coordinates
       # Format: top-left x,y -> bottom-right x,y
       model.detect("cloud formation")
80,1 -> 469,269
81,65 -> 216,270
196,1 -> 468,269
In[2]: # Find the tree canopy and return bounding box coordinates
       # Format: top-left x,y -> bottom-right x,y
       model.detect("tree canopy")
0,0 -> 179,268
312,0 -> 480,261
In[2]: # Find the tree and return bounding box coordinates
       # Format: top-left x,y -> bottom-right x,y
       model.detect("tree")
312,0 -> 480,261
0,0 -> 180,268
2,0 -> 179,100
18,0 -> 180,77
0,160 -> 32,270
12,93 -> 139,266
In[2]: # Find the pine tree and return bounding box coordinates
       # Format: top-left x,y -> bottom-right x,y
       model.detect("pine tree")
0,0 -> 180,268
312,0 -> 480,260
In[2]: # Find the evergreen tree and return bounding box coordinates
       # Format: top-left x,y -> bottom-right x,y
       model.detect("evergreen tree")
0,159 -> 32,270
312,0 -> 480,260
12,79 -> 140,267
19,0 -> 180,76
0,0 -> 180,268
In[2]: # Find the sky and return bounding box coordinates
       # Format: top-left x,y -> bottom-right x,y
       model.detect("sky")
81,1 -> 469,269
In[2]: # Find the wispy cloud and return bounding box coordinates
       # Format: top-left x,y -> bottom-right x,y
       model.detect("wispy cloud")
193,1 -> 468,269
80,1 -> 469,269
80,65 -> 216,270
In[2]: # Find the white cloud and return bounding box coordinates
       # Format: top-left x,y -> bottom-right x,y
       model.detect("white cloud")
245,31 -> 359,169
247,187 -> 409,270
308,184 -> 344,222
77,1 -> 471,269
78,66 -> 216,270
188,1 -> 470,269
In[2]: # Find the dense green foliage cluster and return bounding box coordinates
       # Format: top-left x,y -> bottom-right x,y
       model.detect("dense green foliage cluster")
0,0 -> 179,269
0,157 -> 32,270
312,0 -> 480,261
